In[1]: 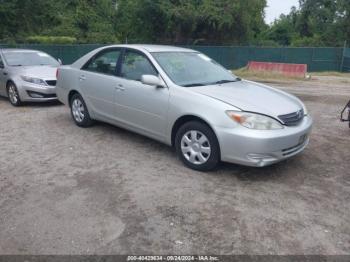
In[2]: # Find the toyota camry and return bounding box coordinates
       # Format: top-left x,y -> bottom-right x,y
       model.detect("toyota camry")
56,45 -> 312,171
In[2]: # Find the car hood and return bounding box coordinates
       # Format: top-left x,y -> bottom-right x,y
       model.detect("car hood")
190,80 -> 302,118
14,65 -> 57,80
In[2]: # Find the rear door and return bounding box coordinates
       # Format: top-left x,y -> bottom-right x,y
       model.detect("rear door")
79,48 -> 122,120
114,49 -> 169,139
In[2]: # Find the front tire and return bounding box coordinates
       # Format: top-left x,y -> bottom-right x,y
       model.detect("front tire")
70,93 -> 94,127
7,82 -> 21,106
175,121 -> 220,171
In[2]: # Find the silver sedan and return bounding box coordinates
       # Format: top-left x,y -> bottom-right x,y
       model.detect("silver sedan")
0,49 -> 59,106
56,45 -> 312,171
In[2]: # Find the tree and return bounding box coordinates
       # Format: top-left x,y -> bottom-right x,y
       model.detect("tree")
1,0 -> 347,46
0,0 -> 120,44
115,0 -> 267,45
264,0 -> 350,47
261,11 -> 297,46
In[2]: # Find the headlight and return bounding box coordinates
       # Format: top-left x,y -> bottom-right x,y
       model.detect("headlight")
226,111 -> 283,130
21,76 -> 47,86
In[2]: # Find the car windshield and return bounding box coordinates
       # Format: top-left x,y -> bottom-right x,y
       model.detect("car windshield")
3,51 -> 59,67
152,52 -> 238,87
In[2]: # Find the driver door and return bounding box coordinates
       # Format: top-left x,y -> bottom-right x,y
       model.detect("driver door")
114,49 -> 169,140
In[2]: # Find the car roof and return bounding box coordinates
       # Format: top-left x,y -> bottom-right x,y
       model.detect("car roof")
103,44 -> 196,53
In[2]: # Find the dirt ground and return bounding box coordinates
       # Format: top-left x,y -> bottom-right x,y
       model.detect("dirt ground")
0,75 -> 349,255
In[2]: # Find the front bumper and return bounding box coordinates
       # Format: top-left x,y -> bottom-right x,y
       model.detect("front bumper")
216,115 -> 313,167
17,81 -> 57,102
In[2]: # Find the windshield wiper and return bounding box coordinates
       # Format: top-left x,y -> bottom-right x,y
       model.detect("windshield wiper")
214,78 -> 241,85
182,83 -> 206,87
11,64 -> 23,67
183,78 -> 241,87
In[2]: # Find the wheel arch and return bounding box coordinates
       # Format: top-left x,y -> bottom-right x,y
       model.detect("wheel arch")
68,90 -> 80,107
6,79 -> 15,89
5,80 -> 13,97
171,115 -> 219,148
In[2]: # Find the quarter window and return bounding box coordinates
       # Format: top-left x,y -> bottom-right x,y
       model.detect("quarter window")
120,51 -> 157,81
84,49 -> 121,75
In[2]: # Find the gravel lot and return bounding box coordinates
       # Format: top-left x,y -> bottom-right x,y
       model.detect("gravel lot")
0,75 -> 349,255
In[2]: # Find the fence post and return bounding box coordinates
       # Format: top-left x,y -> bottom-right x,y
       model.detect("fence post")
340,40 -> 347,72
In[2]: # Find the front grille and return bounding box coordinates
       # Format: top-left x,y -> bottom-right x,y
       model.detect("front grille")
278,109 -> 304,126
45,80 -> 57,86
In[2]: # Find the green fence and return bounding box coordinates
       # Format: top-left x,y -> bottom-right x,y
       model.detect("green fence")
1,44 -> 349,72
342,48 -> 350,72
189,46 -> 347,72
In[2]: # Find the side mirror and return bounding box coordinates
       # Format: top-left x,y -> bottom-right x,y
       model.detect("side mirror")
58,58 -> 63,65
141,75 -> 166,88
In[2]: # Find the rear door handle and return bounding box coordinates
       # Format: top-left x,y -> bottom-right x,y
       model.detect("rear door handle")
79,75 -> 86,81
3,72 -> 7,75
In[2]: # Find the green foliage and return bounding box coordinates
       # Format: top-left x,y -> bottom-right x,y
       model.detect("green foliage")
26,36 -> 77,44
264,0 -> 350,47
0,0 -> 120,44
250,39 -> 280,47
0,0 -> 348,46
291,35 -> 325,47
0,0 -> 264,45
261,11 -> 297,46
115,0 -> 267,45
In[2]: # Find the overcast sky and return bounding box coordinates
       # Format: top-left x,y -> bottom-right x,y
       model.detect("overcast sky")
265,0 -> 299,24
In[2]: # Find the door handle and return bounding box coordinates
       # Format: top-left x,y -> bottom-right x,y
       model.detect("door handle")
79,75 -> 86,81
3,72 -> 7,75
115,84 -> 125,91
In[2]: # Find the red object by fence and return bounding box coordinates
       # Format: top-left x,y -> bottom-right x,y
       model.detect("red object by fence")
248,61 -> 307,77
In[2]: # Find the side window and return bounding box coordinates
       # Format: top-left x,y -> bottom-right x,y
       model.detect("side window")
83,49 -> 120,75
120,51 -> 157,81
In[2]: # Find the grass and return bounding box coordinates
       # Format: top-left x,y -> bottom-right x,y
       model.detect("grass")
232,68 -> 307,83
311,71 -> 350,77
232,68 -> 350,83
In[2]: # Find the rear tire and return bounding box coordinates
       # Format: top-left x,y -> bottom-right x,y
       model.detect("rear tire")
7,82 -> 21,106
70,93 -> 94,127
175,121 -> 220,171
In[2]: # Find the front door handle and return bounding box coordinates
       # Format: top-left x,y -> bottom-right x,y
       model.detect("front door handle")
115,84 -> 125,91
3,72 -> 7,76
